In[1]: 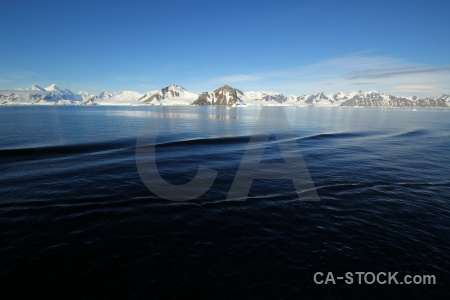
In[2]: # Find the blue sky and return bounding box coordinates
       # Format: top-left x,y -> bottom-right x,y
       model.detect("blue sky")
1,0 -> 449,96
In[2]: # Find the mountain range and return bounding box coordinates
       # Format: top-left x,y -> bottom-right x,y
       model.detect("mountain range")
1,83 -> 449,107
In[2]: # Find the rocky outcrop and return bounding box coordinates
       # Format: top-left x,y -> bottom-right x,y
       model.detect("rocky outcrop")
192,85 -> 244,106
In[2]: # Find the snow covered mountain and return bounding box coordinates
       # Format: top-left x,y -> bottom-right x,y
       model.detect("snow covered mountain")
89,90 -> 145,105
26,85 -> 46,91
77,91 -> 98,104
243,91 -> 298,106
139,84 -> 198,105
80,84 -> 198,106
436,94 -> 450,106
0,84 -> 84,105
245,90 -> 448,107
45,84 -> 73,94
295,92 -> 346,106
0,83 -> 448,107
336,90 -> 447,107
192,85 -> 245,106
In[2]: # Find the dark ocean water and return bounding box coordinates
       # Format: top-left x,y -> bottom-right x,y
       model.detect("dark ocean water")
0,106 -> 449,299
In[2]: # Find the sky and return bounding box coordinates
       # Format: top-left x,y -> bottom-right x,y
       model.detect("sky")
1,0 -> 450,97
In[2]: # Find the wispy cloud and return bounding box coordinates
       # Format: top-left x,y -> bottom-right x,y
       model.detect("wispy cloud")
348,66 -> 450,80
206,53 -> 450,97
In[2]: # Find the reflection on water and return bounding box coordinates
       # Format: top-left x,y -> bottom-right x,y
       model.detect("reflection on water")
105,106 -> 240,120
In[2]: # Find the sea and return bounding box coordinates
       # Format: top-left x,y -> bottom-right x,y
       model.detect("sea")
0,105 -> 449,299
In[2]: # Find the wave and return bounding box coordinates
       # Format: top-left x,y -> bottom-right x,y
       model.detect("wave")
139,131 -> 376,149
300,131 -> 368,141
139,135 -> 252,149
391,129 -> 429,138
0,138 -> 136,161
0,128 -> 432,163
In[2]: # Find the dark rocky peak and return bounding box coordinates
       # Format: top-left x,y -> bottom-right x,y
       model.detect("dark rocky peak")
214,85 -> 243,95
